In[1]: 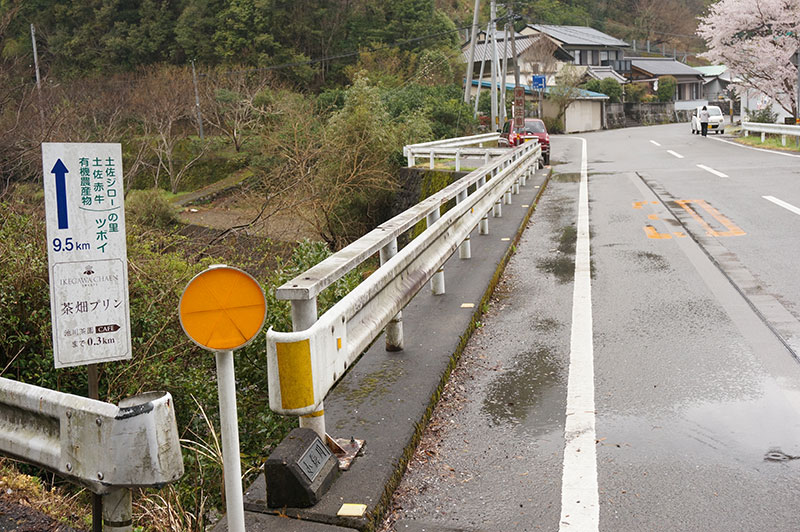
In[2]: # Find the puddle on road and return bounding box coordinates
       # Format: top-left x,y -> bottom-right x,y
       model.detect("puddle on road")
482,347 -> 565,435
598,378 -> 800,467
537,224 -> 577,283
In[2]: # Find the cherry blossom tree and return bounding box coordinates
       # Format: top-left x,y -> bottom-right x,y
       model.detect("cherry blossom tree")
697,0 -> 800,115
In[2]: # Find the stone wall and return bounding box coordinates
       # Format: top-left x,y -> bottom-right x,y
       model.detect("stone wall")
624,102 -> 675,125
605,103 -> 626,129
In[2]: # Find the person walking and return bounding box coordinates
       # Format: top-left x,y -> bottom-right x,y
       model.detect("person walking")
699,105 -> 710,137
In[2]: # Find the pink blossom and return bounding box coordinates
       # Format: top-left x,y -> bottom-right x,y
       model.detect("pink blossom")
697,0 -> 800,115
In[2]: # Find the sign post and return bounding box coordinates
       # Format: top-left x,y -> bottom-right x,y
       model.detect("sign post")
42,143 -> 132,369
513,86 -> 525,129
180,265 -> 267,532
42,142 -> 131,532
532,75 -> 546,119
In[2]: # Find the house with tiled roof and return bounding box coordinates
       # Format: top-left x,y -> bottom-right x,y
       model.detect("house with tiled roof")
628,57 -> 705,109
521,24 -> 631,75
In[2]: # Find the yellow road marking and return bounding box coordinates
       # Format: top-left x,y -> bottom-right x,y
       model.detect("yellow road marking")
647,214 -> 659,220
644,226 -> 672,239
675,200 -> 746,237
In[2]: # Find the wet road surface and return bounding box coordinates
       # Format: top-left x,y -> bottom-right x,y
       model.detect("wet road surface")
381,124 -> 800,531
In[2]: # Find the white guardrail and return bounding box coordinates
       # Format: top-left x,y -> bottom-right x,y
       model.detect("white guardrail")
404,132 -> 501,169
0,377 -> 183,530
266,134 -> 540,439
742,122 -> 800,146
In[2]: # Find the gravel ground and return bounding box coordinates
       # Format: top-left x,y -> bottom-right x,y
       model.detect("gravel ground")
0,497 -> 84,532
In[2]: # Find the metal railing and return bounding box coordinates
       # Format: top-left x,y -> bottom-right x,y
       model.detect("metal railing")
404,132 -> 501,168
742,122 -> 800,146
266,139 -> 540,439
0,377 -> 183,531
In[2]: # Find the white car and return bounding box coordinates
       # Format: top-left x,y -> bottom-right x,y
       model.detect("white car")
691,105 -> 724,135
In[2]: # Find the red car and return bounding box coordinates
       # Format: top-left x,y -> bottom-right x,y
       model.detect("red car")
498,118 -> 550,165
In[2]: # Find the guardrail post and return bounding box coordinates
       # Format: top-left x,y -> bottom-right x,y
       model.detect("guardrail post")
456,189 -> 472,259
429,151 -> 435,169
492,168 -> 502,217
478,175 -> 489,234
504,186 -> 512,205
782,134 -> 787,146
102,488 -> 132,532
292,298 -> 325,438
484,152 -> 490,165
455,149 -> 461,172
408,152 -> 415,167
380,239 -> 404,351
761,132 -> 765,143
427,208 -> 445,295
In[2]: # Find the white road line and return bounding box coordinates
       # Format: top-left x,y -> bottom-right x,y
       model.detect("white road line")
650,140 -> 661,146
711,136 -> 800,158
667,150 -> 684,158
696,164 -> 729,178
559,137 -> 598,532
763,195 -> 800,216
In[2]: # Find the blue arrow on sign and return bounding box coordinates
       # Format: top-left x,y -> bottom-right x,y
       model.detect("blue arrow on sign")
51,158 -> 69,229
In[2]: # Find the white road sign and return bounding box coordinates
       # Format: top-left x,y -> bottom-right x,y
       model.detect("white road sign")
42,143 -> 131,368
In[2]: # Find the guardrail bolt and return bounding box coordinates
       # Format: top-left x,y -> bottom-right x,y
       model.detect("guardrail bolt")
65,409 -> 72,419
66,462 -> 72,472
97,472 -> 104,480
95,417 -> 102,426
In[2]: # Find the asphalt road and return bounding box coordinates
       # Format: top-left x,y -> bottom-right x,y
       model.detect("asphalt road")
382,123 -> 800,531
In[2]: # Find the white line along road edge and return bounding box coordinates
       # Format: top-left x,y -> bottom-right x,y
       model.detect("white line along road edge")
650,140 -> 661,147
763,195 -> 800,217
559,137 -> 599,531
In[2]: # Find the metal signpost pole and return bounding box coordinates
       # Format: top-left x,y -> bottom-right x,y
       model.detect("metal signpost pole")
217,350 -> 245,532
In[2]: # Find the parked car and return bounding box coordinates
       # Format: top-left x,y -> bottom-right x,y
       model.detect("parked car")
691,105 -> 724,135
499,118 -> 550,165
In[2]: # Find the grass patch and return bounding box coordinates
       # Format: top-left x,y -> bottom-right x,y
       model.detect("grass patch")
736,134 -> 800,153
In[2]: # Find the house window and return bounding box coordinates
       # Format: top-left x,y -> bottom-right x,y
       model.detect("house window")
600,51 -> 608,62
572,50 -> 581,64
592,50 -> 599,65
581,50 -> 589,65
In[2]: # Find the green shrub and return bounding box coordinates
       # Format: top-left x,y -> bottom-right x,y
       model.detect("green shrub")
125,189 -> 177,228
542,116 -> 564,134
746,104 -> 779,123
625,82 -> 647,103
657,76 -> 677,102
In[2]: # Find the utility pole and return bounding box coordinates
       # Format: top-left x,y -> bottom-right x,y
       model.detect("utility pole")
509,8 -> 520,89
490,0 -> 498,130
30,24 -> 45,128
474,21 -> 491,119
191,60 -> 205,140
500,22 -> 509,125
463,0 -> 482,105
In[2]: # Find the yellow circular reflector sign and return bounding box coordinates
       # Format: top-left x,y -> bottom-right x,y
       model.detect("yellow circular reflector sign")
179,265 -> 266,351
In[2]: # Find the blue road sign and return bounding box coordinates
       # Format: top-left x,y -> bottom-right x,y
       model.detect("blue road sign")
532,75 -> 546,91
